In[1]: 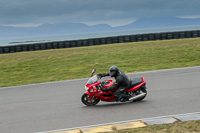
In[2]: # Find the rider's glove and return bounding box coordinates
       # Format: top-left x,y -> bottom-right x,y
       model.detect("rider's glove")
97,73 -> 104,78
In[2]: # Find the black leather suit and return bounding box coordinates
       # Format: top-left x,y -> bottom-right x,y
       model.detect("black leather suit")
102,70 -> 131,98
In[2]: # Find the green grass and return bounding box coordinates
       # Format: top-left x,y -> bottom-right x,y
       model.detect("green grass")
110,120 -> 200,133
0,38 -> 200,87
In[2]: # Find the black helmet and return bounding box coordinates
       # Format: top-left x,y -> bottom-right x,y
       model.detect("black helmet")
109,66 -> 119,77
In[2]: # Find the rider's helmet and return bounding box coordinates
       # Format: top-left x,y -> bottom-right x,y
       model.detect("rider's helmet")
109,66 -> 119,77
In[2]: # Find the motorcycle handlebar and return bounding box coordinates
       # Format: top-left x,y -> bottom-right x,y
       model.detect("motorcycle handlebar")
97,74 -> 102,79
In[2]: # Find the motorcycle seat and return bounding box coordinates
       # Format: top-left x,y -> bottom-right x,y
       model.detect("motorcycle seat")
129,77 -> 143,88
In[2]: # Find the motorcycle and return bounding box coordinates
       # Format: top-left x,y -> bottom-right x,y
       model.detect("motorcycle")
81,69 -> 147,106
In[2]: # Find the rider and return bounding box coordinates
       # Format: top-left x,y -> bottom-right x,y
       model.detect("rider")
98,66 -> 131,101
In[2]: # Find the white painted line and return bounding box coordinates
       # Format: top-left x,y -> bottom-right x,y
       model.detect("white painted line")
1,66 -> 200,90
37,112 -> 200,133
127,65 -> 200,75
0,77 -> 89,90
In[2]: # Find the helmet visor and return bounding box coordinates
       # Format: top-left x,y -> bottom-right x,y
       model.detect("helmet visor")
109,70 -> 116,77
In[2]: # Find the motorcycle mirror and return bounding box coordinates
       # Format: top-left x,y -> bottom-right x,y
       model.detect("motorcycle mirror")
91,69 -> 96,77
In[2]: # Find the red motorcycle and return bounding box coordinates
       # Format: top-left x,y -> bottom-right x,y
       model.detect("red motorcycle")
81,69 -> 147,106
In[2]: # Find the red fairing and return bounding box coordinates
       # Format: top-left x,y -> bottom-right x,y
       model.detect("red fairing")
85,79 -> 116,102
86,81 -> 101,89
103,79 -> 114,88
125,77 -> 146,92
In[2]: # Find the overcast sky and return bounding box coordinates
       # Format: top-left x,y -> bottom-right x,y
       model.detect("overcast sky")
0,0 -> 200,27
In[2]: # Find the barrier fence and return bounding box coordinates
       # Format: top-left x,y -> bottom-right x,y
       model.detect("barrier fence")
0,30 -> 200,54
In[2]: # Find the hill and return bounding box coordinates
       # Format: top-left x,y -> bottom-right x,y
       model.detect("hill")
0,16 -> 200,38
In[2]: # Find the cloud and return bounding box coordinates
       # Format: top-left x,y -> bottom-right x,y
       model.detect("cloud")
177,15 -> 200,19
0,0 -> 200,27
84,18 -> 138,27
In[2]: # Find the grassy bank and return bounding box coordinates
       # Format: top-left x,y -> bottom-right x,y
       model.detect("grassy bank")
0,38 -> 200,87
110,120 -> 200,133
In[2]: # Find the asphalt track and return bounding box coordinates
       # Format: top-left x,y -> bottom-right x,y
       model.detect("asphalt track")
0,66 -> 200,133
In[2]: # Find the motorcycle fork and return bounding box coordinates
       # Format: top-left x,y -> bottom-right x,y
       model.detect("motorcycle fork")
88,94 -> 97,101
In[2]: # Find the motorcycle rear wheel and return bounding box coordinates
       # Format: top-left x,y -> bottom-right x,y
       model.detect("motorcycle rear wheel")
134,86 -> 147,101
81,94 -> 100,106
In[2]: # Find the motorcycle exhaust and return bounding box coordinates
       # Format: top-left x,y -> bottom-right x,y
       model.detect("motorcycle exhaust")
129,93 -> 146,101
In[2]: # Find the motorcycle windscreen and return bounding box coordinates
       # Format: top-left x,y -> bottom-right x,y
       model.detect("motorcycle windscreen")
87,75 -> 99,84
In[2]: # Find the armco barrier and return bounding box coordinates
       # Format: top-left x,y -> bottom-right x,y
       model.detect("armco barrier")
0,30 -> 200,54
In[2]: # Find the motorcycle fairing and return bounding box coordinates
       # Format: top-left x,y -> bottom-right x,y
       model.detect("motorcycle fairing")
85,75 -> 146,102
125,77 -> 146,92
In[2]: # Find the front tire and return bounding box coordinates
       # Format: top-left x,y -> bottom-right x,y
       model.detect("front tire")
81,94 -> 100,106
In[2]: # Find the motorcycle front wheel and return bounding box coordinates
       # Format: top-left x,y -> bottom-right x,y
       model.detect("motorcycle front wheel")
81,93 -> 100,106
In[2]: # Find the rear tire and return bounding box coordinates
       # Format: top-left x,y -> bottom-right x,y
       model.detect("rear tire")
134,86 -> 147,101
81,94 -> 100,106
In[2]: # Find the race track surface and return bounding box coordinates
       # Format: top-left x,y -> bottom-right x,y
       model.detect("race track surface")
0,66 -> 200,133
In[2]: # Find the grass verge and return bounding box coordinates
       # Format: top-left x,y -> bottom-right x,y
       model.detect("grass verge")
110,120 -> 200,133
0,38 -> 200,87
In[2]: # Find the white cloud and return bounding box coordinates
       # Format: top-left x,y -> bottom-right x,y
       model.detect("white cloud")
3,23 -> 41,27
177,15 -> 200,19
84,18 -> 138,27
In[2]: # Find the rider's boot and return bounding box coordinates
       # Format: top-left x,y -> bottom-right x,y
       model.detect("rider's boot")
114,96 -> 119,101
118,94 -> 127,102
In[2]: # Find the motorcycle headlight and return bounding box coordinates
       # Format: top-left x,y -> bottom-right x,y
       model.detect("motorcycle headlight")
85,86 -> 89,90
